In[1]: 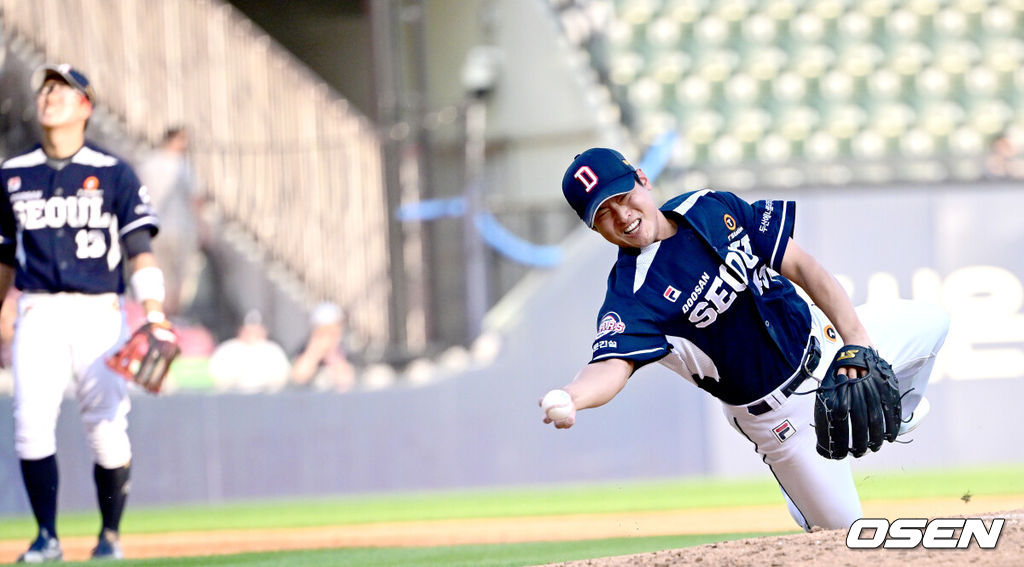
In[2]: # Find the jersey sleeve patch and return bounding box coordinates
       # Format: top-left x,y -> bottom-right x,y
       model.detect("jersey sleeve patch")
590,308 -> 669,365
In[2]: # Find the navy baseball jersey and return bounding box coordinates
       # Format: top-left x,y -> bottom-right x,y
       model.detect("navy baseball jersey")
0,142 -> 159,294
590,189 -> 812,405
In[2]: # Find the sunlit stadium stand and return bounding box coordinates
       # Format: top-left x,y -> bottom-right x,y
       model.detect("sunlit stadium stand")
548,0 -> 1024,190
0,0 -> 392,354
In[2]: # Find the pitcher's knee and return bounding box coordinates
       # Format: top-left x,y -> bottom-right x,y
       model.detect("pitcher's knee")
932,307 -> 951,349
904,301 -> 951,354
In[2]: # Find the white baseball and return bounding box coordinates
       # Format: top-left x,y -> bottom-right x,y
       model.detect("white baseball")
541,389 -> 573,421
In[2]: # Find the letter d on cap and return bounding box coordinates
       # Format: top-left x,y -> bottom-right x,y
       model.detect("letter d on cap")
574,166 -> 598,193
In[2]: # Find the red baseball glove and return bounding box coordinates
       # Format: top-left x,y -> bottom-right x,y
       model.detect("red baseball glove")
106,321 -> 181,394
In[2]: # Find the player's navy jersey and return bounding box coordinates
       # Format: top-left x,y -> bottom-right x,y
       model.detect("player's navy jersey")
0,142 -> 159,294
590,189 -> 812,405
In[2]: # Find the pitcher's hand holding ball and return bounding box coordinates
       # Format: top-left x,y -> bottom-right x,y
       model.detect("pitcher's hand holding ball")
540,389 -> 576,428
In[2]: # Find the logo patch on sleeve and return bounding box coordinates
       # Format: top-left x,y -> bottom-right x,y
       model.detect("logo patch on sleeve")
663,286 -> 681,302
773,420 -> 795,443
596,312 -> 627,338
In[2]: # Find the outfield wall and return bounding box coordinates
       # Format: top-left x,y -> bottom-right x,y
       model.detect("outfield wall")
2,182 -> 1024,515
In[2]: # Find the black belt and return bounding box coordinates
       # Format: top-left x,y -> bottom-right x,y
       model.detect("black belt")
747,336 -> 821,416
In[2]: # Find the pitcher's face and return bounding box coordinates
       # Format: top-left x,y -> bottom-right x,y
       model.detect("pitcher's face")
591,173 -> 665,249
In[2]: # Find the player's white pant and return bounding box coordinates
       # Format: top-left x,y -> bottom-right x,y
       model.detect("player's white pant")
721,299 -> 950,531
12,292 -> 132,468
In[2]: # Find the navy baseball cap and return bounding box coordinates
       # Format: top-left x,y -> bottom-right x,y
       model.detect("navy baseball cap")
562,148 -> 638,227
32,63 -> 95,103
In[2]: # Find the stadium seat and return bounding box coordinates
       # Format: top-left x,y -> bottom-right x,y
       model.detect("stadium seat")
551,0 -> 1023,181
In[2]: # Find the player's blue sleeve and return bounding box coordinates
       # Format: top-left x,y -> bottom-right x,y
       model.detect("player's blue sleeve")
122,228 -> 153,258
115,163 -> 160,237
589,297 -> 670,368
713,191 -> 796,272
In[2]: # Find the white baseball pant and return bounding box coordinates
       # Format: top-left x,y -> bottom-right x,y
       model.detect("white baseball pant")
12,292 -> 132,468
722,299 -> 950,531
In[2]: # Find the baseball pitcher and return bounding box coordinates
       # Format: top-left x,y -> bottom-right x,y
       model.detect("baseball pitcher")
540,148 -> 949,531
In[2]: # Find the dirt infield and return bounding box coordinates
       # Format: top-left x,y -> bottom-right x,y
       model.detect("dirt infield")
1,495 -> 1020,563
542,509 -> 1023,567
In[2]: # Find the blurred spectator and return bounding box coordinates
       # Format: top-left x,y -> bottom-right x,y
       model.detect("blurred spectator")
289,302 -> 357,392
137,127 -> 206,317
208,310 -> 290,393
985,130 -> 1024,180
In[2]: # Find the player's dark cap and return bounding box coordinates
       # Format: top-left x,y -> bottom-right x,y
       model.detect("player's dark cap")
562,148 -> 638,228
32,63 -> 95,104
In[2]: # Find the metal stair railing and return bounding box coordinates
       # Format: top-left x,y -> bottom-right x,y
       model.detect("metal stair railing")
0,0 -> 392,349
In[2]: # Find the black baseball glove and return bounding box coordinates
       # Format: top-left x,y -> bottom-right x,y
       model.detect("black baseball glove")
106,322 -> 181,394
814,345 -> 901,459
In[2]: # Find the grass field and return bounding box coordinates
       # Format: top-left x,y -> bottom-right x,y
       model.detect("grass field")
2,465 -> 1022,566
24,534 -> 777,567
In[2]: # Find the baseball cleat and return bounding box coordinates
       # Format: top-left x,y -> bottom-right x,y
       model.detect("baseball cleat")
898,396 -> 930,436
89,529 -> 123,561
16,528 -> 62,563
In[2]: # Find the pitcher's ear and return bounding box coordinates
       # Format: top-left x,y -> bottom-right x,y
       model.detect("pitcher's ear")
635,169 -> 650,188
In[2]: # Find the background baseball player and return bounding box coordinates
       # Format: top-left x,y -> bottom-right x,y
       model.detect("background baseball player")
540,148 -> 950,531
0,64 -> 170,562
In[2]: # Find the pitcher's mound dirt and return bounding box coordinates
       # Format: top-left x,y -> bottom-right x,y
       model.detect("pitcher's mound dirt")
539,509 -> 1022,567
